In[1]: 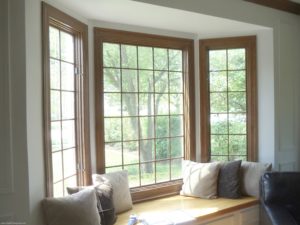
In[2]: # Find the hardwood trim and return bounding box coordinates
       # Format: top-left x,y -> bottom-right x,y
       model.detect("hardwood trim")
244,0 -> 300,15
199,36 -> 258,162
42,2 -> 91,196
94,28 -> 195,201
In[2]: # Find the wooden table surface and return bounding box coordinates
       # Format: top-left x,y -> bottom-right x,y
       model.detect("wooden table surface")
115,195 -> 259,225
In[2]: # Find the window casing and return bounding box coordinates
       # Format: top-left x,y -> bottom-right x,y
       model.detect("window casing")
42,3 -> 91,197
199,36 -> 257,162
94,28 -> 195,202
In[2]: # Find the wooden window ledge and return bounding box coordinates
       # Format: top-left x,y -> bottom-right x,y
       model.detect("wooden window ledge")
116,195 -> 259,225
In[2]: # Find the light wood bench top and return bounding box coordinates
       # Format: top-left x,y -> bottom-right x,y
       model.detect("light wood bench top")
116,195 -> 258,225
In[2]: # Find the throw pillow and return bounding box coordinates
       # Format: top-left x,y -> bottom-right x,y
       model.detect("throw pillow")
241,161 -> 272,198
42,188 -> 101,225
180,160 -> 221,199
218,160 -> 242,199
67,182 -> 117,225
93,170 -> 133,213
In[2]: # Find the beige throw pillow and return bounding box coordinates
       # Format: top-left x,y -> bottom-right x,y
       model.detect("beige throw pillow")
93,170 -> 132,213
42,188 -> 101,225
181,160 -> 220,199
241,161 -> 272,198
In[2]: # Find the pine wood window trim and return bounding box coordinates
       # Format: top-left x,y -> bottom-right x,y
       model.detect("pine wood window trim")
42,2 -> 91,197
199,36 -> 257,162
94,28 -> 195,202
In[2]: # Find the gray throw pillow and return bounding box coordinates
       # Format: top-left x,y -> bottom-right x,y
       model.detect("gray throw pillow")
218,160 -> 242,199
42,188 -> 101,225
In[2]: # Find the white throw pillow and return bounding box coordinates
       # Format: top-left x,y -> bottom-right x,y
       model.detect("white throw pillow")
42,188 -> 101,225
241,161 -> 272,198
93,170 -> 132,213
181,160 -> 221,199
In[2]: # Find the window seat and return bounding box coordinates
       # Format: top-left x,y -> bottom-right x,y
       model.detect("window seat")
116,195 -> 259,225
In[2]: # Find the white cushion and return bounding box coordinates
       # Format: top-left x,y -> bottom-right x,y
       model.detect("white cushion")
180,160 -> 220,199
241,161 -> 272,198
93,170 -> 132,213
42,188 -> 101,225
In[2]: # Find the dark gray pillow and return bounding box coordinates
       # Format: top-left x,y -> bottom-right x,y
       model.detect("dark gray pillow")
67,182 -> 117,225
218,160 -> 242,199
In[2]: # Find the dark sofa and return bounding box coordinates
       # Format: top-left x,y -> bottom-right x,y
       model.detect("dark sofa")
260,172 -> 300,225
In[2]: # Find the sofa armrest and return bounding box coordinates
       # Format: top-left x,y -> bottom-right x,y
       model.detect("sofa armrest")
261,203 -> 298,225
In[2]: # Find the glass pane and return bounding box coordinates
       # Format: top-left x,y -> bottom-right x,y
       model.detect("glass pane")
63,148 -> 76,178
104,93 -> 121,117
61,62 -> 74,91
156,138 -> 169,160
228,48 -> 245,70
139,94 -> 154,116
154,71 -> 168,93
64,175 -> 77,196
103,68 -> 120,92
53,181 -> 63,197
228,71 -> 246,91
105,142 -> 122,167
50,59 -> 60,89
139,70 -> 153,92
229,114 -> 246,134
155,116 -> 169,138
141,162 -> 155,185
52,151 -> 63,182
51,90 -> 60,121
124,164 -> 140,187
169,50 -> 182,72
121,45 -> 137,69
138,46 -> 153,70
103,43 -> 120,68
170,115 -> 183,136
156,160 -> 170,182
210,71 -> 227,92
61,91 -> 74,120
211,156 -> 228,162
62,120 -> 75,149
140,140 -> 154,162
229,155 -> 247,161
154,48 -> 168,70
123,117 -> 139,141
171,158 -> 182,180
104,118 -> 121,142
170,94 -> 183,114
211,135 -> 228,155
123,141 -> 139,164
155,94 -> 169,115
51,121 -> 61,151
122,69 -> 137,92
169,72 -> 183,93
229,135 -> 247,155
228,92 -> 246,113
105,167 -> 123,173
49,26 -> 60,59
122,94 -> 138,116
60,31 -> 74,63
210,93 -> 227,113
140,117 -> 154,139
210,114 -> 228,134
209,50 -> 226,71
170,137 -> 183,158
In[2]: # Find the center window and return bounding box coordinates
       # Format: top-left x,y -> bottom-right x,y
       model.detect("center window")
94,28 -> 195,201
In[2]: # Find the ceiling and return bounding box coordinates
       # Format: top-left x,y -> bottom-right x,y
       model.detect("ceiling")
53,0 -> 268,38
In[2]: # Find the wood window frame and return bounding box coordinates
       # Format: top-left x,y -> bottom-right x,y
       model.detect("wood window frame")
42,2 -> 91,197
199,36 -> 257,162
94,28 -> 195,202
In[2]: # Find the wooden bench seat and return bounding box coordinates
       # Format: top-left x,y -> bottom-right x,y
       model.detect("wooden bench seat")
116,195 -> 259,225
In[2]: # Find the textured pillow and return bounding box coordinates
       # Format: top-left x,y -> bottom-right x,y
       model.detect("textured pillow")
180,160 -> 220,199
42,188 -> 101,225
218,160 -> 242,199
67,182 -> 117,225
93,170 -> 132,213
241,161 -> 272,198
